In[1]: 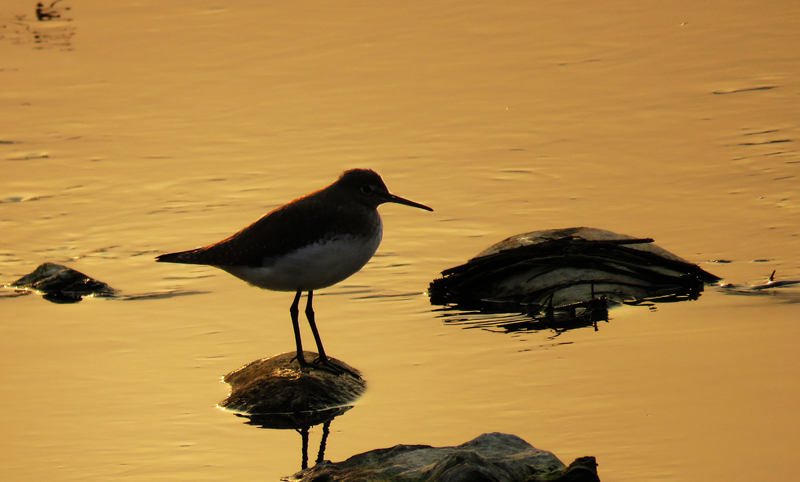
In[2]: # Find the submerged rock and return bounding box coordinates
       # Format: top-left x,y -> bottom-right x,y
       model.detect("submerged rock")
9,262 -> 116,303
220,351 -> 366,415
429,227 -> 719,321
287,432 -> 600,482
721,270 -> 800,292
719,270 -> 800,303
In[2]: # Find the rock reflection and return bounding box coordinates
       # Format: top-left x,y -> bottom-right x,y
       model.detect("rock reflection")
219,351 -> 365,470
434,306 -> 608,336
429,227 -> 720,333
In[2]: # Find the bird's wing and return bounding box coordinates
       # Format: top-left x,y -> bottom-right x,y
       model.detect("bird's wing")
156,197 -> 358,267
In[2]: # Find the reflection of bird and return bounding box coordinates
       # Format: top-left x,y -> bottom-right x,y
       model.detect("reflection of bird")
157,169 -> 432,374
36,1 -> 62,21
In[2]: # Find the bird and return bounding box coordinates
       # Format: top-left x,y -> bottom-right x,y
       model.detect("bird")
156,168 -> 433,376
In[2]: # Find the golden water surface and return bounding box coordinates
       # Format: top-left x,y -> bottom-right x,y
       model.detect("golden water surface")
2,1 -> 799,481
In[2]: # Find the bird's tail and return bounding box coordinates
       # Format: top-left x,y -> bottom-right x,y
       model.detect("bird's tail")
155,249 -> 206,264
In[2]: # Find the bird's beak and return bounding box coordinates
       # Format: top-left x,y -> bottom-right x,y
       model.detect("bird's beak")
386,193 -> 433,212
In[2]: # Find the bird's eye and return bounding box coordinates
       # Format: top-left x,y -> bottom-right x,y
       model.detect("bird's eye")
361,185 -> 373,194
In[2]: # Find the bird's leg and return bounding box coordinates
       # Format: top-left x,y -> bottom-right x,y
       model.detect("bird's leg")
305,290 -> 329,363
304,291 -> 361,379
290,290 -> 308,367
292,290 -> 337,374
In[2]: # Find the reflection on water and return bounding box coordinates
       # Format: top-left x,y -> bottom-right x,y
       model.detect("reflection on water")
435,305 -> 607,337
0,1 -> 74,50
235,409 -> 347,470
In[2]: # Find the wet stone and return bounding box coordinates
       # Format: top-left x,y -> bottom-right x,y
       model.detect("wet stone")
9,262 -> 116,303
220,351 -> 366,415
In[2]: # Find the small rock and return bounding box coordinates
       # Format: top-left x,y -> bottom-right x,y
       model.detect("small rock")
9,262 -> 116,303
220,351 -> 366,414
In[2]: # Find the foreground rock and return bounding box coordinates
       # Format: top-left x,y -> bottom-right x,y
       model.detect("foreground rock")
220,351 -> 366,415
429,227 -> 720,322
8,262 -> 116,303
287,432 -> 599,482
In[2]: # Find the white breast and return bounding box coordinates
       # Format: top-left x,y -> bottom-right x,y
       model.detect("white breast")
222,227 -> 383,292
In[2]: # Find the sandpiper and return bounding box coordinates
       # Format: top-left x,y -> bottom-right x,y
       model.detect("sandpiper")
156,168 -> 432,375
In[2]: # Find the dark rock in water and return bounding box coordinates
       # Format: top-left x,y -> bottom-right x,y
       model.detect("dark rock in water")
220,351 -> 366,415
9,262 -> 117,303
429,227 -> 719,321
287,432 -> 600,482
